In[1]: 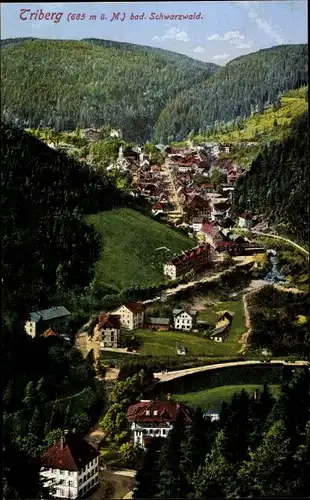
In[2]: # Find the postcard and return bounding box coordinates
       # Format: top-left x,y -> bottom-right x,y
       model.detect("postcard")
1,2 -> 309,499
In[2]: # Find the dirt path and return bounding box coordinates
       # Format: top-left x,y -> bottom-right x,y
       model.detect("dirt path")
252,230 -> 309,256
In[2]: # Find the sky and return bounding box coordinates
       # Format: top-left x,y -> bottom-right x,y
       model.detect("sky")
1,1 -> 308,65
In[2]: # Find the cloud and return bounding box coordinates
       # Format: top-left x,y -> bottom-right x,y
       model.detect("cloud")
235,42 -> 254,49
213,53 -> 230,60
207,30 -> 255,49
153,27 -> 190,42
193,46 -> 205,53
235,1 -> 285,45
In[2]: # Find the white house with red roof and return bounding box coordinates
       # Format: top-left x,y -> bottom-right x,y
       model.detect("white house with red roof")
111,302 -> 145,331
40,433 -> 99,499
126,400 -> 193,447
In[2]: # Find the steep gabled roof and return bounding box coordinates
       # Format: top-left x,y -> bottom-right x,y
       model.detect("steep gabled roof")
41,434 -> 99,472
127,400 -> 193,423
124,302 -> 145,314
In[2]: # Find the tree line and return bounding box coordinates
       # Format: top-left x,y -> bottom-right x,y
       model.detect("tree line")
134,367 -> 310,498
232,112 -> 309,244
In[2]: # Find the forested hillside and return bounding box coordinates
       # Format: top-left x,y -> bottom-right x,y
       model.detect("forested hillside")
2,122 -> 126,497
155,44 -> 308,141
232,112 -> 309,243
1,121 -> 125,325
0,38 -> 218,141
134,368 -> 310,498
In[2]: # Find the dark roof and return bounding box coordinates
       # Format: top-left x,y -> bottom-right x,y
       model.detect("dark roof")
41,434 -> 99,472
167,243 -> 211,266
124,302 -> 145,314
127,400 -> 193,424
30,306 -> 71,323
99,314 -> 121,329
217,311 -> 233,323
211,325 -> 229,337
148,317 -> 170,325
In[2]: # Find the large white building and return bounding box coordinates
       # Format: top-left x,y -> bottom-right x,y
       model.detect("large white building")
40,434 -> 99,499
111,302 -> 145,331
126,400 -> 193,448
25,306 -> 71,338
173,309 -> 197,331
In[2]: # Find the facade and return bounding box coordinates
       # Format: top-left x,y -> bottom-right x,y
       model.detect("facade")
98,313 -> 121,348
111,302 -> 145,331
126,400 -> 193,448
25,306 -> 71,338
191,216 -> 205,232
40,434 -> 99,499
238,213 -> 253,229
211,324 -> 230,342
200,222 -> 223,247
163,243 -> 212,280
147,317 -> 170,331
173,309 -> 197,331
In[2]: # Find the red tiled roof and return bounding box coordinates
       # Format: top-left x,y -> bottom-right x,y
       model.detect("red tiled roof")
41,329 -> 58,338
188,195 -> 210,209
201,222 -> 220,237
41,434 -> 99,472
127,400 -> 193,424
99,314 -> 121,329
124,302 -> 145,314
167,243 -> 211,266
152,202 -> 164,210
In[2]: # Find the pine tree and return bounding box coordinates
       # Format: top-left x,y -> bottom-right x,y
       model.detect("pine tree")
134,438 -> 163,499
29,406 -> 41,436
155,411 -> 187,498
23,381 -> 37,408
36,377 -> 46,403
4,380 -> 14,412
235,420 -> 292,497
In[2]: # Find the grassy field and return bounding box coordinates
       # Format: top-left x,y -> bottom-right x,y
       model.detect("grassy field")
87,208 -> 193,289
128,328 -> 240,357
118,298 -> 246,357
172,384 -> 280,411
192,88 -> 308,169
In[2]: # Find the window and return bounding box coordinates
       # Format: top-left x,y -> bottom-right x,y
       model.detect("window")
59,489 -> 64,497
59,479 -> 65,485
68,481 -> 74,487
68,471 -> 73,476
51,468 -> 56,473
60,470 -> 65,475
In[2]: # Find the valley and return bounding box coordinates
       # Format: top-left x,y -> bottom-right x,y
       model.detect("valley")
1,26 -> 309,500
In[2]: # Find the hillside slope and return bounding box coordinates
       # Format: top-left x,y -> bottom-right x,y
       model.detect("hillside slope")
232,112 -> 309,243
155,44 -> 308,141
1,121 -> 124,321
193,86 -> 308,169
0,38 -> 218,142
87,208 -> 193,289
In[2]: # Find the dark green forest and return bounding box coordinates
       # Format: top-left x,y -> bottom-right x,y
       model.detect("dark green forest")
0,38 -> 218,142
134,368 -> 310,498
233,112 -> 309,243
1,121 -> 128,497
155,44 -> 308,141
1,39 -> 307,142
1,121 -> 126,324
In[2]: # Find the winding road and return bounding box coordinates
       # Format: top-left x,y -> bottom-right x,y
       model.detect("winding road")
251,230 -> 309,256
154,359 -> 309,383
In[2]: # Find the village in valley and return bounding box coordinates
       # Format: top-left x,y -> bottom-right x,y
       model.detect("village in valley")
21,130 -> 309,500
